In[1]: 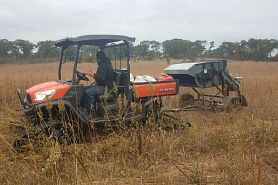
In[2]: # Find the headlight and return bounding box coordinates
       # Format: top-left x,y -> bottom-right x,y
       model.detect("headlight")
34,89 -> 56,101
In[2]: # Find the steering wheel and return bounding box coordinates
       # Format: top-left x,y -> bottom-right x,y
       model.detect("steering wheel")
76,70 -> 90,82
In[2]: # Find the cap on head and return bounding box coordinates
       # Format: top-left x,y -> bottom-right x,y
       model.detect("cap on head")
96,50 -> 106,61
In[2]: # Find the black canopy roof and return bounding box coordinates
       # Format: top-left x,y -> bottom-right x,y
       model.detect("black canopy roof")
55,35 -> 136,48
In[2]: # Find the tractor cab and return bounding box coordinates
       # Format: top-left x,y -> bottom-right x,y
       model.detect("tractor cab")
55,35 -> 134,98
54,35 -> 136,119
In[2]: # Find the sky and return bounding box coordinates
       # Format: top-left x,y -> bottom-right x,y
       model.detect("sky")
0,0 -> 277,45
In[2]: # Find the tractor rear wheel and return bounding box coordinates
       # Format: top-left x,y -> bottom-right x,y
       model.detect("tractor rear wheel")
179,93 -> 195,107
146,100 -> 162,123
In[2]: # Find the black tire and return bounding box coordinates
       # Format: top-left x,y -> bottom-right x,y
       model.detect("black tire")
51,120 -> 90,144
240,95 -> 247,106
12,128 -> 31,152
223,96 -> 247,111
179,93 -> 195,107
12,121 -> 77,152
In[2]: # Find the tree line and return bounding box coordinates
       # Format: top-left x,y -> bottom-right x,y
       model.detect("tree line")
0,38 -> 278,62
134,38 -> 278,61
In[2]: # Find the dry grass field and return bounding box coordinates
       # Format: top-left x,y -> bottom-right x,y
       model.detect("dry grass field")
0,59 -> 278,184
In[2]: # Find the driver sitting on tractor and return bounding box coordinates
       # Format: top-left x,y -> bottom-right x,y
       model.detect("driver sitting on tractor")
82,50 -> 113,114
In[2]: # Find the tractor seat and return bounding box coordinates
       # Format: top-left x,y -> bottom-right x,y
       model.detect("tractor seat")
98,71 -> 122,103
113,71 -> 122,87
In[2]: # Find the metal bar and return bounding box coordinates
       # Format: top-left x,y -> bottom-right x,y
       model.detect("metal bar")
58,46 -> 65,80
160,112 -> 191,128
215,85 -> 224,96
202,94 -> 223,98
125,41 -> 131,101
114,47 -> 116,69
221,80 -> 225,96
72,45 -> 81,84
120,46 -> 122,69
192,87 -> 200,96
192,87 -> 201,108
202,91 -> 205,107
214,91 -> 222,97
90,114 -> 142,124
162,107 -> 197,112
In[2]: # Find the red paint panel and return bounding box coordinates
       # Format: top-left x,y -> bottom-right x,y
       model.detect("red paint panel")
134,81 -> 177,98
26,81 -> 70,103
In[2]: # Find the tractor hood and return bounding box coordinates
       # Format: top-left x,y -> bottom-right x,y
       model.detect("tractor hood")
26,81 -> 70,103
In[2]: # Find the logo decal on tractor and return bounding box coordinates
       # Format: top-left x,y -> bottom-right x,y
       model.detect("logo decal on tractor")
159,88 -> 175,92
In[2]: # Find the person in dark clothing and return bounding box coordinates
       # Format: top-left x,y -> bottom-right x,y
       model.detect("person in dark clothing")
82,50 -> 114,114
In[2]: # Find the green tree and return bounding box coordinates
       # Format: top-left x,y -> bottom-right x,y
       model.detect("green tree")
162,39 -> 186,59
191,40 -> 207,59
13,39 -> 34,58
64,46 -> 76,61
36,40 -> 59,58
247,39 -> 275,61
133,41 -> 149,58
162,39 -> 206,61
133,40 -> 161,59
212,42 -> 239,58
0,39 -> 12,57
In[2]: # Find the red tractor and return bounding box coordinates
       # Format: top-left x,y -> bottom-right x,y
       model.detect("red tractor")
15,35 -> 180,147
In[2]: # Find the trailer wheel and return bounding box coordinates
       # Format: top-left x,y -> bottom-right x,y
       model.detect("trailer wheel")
179,93 -> 195,107
240,95 -> 247,106
148,101 -> 162,123
223,95 -> 247,111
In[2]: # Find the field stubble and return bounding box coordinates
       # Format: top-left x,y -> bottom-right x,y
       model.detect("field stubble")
0,59 -> 278,184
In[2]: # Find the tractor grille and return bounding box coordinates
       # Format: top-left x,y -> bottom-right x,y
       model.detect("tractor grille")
39,105 -> 61,122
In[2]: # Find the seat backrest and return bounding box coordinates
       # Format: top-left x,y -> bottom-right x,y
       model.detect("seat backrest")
113,70 -> 129,96
113,71 -> 122,86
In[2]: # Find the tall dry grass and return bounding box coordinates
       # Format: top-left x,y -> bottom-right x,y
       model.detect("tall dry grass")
0,59 -> 278,184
